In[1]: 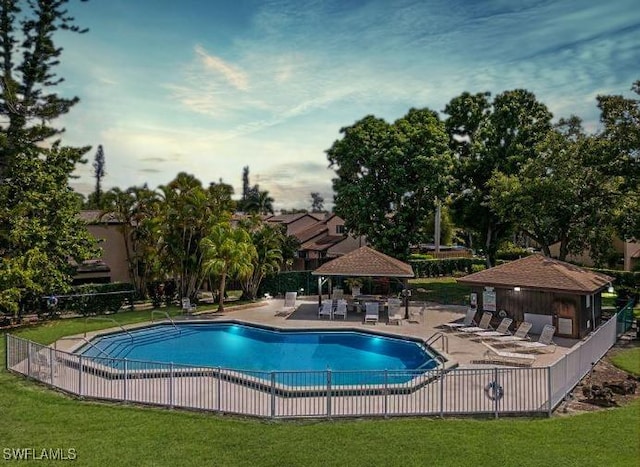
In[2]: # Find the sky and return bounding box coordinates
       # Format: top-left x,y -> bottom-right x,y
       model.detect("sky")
54,0 -> 639,210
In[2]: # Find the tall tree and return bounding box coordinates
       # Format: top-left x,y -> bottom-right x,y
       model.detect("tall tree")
328,108 -> 453,259
488,117 -> 621,265
157,173 -> 234,300
310,192 -> 324,212
596,80 -> 640,241
201,223 -> 256,312
0,0 -> 94,315
445,89 -> 553,266
238,217 -> 288,300
91,144 -> 106,208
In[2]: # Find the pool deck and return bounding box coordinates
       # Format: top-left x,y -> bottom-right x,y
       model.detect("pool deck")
55,297 -> 579,369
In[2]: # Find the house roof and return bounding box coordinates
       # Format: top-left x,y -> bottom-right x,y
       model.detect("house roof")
302,235 -> 346,252
79,210 -> 122,224
456,254 -> 614,294
312,246 -> 414,278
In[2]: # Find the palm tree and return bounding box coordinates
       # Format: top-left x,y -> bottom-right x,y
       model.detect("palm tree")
239,219 -> 285,299
201,223 -> 256,312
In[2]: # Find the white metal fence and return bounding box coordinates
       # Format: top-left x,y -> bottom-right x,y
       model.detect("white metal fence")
5,312 -> 622,419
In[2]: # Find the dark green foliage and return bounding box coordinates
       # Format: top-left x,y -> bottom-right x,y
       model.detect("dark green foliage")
259,271 -> 319,297
40,282 -> 134,318
409,258 -> 486,278
328,108 -> 453,259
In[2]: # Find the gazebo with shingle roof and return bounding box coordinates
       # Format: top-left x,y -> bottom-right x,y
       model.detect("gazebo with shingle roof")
457,254 -> 614,339
312,246 -> 415,316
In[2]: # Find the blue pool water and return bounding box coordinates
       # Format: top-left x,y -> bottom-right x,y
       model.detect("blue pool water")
79,322 -> 438,386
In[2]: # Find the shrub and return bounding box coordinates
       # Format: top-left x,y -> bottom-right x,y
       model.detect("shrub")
409,258 -> 486,278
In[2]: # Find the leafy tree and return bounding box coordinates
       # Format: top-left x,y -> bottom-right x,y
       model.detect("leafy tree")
157,173 -> 234,300
243,185 -> 274,215
596,80 -> 640,241
310,192 -> 324,212
238,217 -> 286,300
102,185 -> 161,298
87,144 -> 106,208
201,223 -> 256,312
445,89 -> 553,266
0,0 -> 94,315
488,117 -> 621,265
327,108 -> 453,259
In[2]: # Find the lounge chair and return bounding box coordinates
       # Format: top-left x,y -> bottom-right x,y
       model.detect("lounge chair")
480,342 -> 536,367
181,298 -> 196,315
512,325 -> 556,353
457,312 -> 493,334
364,302 -> 379,324
318,300 -> 333,319
491,322 -> 533,345
441,308 -> 476,332
474,318 -> 512,339
387,298 -> 403,325
275,291 -> 298,316
334,299 -> 348,320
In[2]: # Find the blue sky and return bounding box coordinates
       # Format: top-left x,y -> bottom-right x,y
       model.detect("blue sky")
57,0 -> 639,210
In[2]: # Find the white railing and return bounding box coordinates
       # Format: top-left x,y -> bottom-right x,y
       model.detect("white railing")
5,312 -> 624,419
548,312 -> 618,408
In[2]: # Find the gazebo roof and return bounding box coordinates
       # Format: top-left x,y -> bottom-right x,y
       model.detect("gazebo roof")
312,246 -> 414,278
457,254 -> 614,294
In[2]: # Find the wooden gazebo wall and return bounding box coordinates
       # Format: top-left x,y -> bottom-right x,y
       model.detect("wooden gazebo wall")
469,286 -> 603,339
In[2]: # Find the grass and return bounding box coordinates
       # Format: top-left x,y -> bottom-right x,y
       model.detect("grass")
409,277 -> 472,305
610,348 -> 640,377
2,315 -> 639,466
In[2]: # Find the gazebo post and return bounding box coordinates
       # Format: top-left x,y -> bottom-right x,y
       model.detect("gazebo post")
403,278 -> 409,319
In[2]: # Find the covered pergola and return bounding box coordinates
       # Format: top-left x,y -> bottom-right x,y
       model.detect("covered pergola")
312,246 -> 415,318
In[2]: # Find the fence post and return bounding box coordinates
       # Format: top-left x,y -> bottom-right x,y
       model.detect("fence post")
384,370 -> 388,418
270,372 -> 276,419
78,355 -> 83,397
27,342 -> 32,378
169,362 -> 174,408
216,367 -> 222,413
493,367 -> 499,419
326,370 -> 332,418
123,359 -> 128,402
49,347 -> 54,384
439,368 -> 445,417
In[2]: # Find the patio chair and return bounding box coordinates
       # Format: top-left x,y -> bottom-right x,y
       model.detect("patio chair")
474,318 -> 513,339
441,307 -> 477,332
364,302 -> 379,324
318,300 -> 333,320
480,342 -> 536,367
387,298 -> 403,325
457,312 -> 493,334
491,321 -> 533,345
334,299 -> 348,320
181,298 -> 197,315
512,325 -> 557,353
276,292 -> 298,317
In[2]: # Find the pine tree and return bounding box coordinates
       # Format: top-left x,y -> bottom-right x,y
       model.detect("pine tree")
0,0 -> 95,316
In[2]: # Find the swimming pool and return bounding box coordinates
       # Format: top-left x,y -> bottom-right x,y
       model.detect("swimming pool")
78,322 -> 439,386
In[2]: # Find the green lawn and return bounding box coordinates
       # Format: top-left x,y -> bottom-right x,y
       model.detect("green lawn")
610,348 -> 640,377
409,277 -> 472,305
2,313 -> 639,466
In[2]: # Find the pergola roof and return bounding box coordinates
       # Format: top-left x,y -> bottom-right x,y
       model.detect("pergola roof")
457,254 -> 614,294
312,246 -> 414,278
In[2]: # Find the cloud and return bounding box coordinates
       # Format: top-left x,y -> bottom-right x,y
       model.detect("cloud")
193,44 -> 249,91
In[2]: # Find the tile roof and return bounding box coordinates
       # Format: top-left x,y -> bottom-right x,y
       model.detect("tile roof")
301,235 -> 346,252
457,254 -> 614,293
312,246 -> 414,278
79,210 -> 122,224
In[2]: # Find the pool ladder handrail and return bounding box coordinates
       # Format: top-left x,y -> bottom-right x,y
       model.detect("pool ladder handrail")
79,337 -> 114,359
84,316 -> 134,342
425,332 -> 448,354
151,310 -> 181,334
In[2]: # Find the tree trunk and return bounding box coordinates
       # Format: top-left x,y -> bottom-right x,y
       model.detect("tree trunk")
217,269 -> 227,312
485,225 -> 494,268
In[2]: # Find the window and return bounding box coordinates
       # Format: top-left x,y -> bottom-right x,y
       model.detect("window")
336,224 -> 345,234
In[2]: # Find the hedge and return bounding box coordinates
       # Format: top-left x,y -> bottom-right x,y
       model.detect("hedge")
42,283 -> 135,317
409,258 -> 486,278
